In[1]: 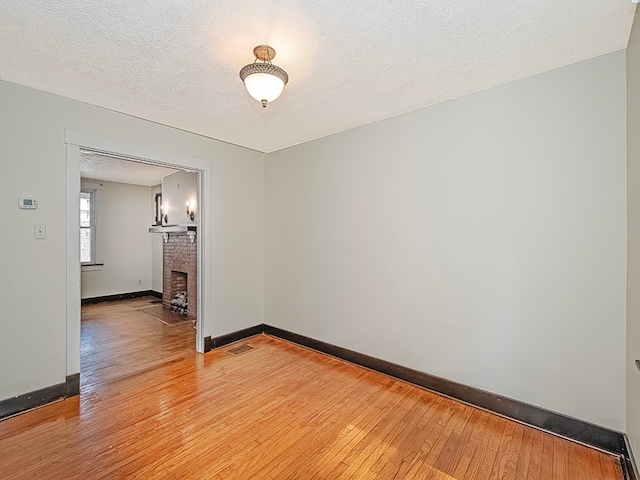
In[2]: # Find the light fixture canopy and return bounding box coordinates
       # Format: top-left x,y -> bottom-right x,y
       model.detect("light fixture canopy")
240,45 -> 289,108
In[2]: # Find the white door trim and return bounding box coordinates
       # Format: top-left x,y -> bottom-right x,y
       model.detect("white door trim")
65,129 -> 212,376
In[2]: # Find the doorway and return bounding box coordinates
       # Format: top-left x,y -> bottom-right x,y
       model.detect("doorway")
65,130 -> 212,385
78,150 -> 198,389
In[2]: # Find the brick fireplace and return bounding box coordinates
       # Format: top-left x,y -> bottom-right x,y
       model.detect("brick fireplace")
162,231 -> 197,319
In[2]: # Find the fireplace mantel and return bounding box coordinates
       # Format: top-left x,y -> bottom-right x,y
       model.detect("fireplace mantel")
148,225 -> 196,234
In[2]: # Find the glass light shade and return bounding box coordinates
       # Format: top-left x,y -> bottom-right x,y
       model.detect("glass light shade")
243,72 -> 285,103
239,59 -> 289,107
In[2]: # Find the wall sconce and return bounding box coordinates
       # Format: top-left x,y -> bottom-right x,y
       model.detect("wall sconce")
186,202 -> 195,222
161,204 -> 168,224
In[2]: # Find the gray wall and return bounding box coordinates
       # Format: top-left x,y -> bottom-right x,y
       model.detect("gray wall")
628,9 -> 640,459
0,79 -> 264,401
265,51 -> 627,430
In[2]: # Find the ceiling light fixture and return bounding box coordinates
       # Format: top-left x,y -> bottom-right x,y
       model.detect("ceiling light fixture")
239,45 -> 289,108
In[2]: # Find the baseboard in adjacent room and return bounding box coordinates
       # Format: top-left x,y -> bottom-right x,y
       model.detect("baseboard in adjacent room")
81,290 -> 159,305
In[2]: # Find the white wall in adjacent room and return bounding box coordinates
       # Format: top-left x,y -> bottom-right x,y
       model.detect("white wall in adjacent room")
265,51 -> 627,430
80,180 -> 153,299
161,171 -> 198,226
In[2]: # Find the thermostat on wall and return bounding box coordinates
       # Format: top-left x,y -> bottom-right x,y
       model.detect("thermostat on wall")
18,197 -> 38,209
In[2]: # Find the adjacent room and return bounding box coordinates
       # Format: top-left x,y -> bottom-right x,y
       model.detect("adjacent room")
0,1 -> 639,479
78,153 -> 199,390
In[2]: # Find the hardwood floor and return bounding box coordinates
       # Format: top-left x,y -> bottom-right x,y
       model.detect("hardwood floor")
81,296 -> 196,392
0,314 -> 624,479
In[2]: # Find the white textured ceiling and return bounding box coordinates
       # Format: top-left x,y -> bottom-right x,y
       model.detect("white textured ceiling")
80,152 -> 179,186
0,1 -> 636,153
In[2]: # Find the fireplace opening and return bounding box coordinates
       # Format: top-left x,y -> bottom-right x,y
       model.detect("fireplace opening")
170,271 -> 188,315
170,293 -> 187,315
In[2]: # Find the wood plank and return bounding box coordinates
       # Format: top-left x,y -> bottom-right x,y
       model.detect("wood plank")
513,425 -> 535,479
449,409 -> 492,478
463,413 -> 507,479
502,423 -> 525,480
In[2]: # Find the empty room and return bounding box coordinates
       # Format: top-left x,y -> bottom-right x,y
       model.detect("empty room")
1,1 -> 639,479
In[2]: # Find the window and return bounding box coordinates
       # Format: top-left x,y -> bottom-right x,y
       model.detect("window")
80,191 -> 96,264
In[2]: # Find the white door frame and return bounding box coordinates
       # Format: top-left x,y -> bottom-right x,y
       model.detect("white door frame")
65,129 -> 212,376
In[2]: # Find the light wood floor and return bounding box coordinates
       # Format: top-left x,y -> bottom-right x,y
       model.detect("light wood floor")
0,300 -> 624,479
80,296 -> 196,392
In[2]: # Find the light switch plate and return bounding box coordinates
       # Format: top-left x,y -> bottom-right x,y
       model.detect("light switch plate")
34,223 -> 46,239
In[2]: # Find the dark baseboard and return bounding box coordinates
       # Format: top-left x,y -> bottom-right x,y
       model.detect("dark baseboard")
81,290 -> 158,305
0,373 -> 80,420
214,324 -> 629,467
0,383 -> 65,420
623,435 -> 639,480
149,291 -> 163,299
204,336 -> 212,353
209,324 -> 265,350
65,373 -> 80,397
